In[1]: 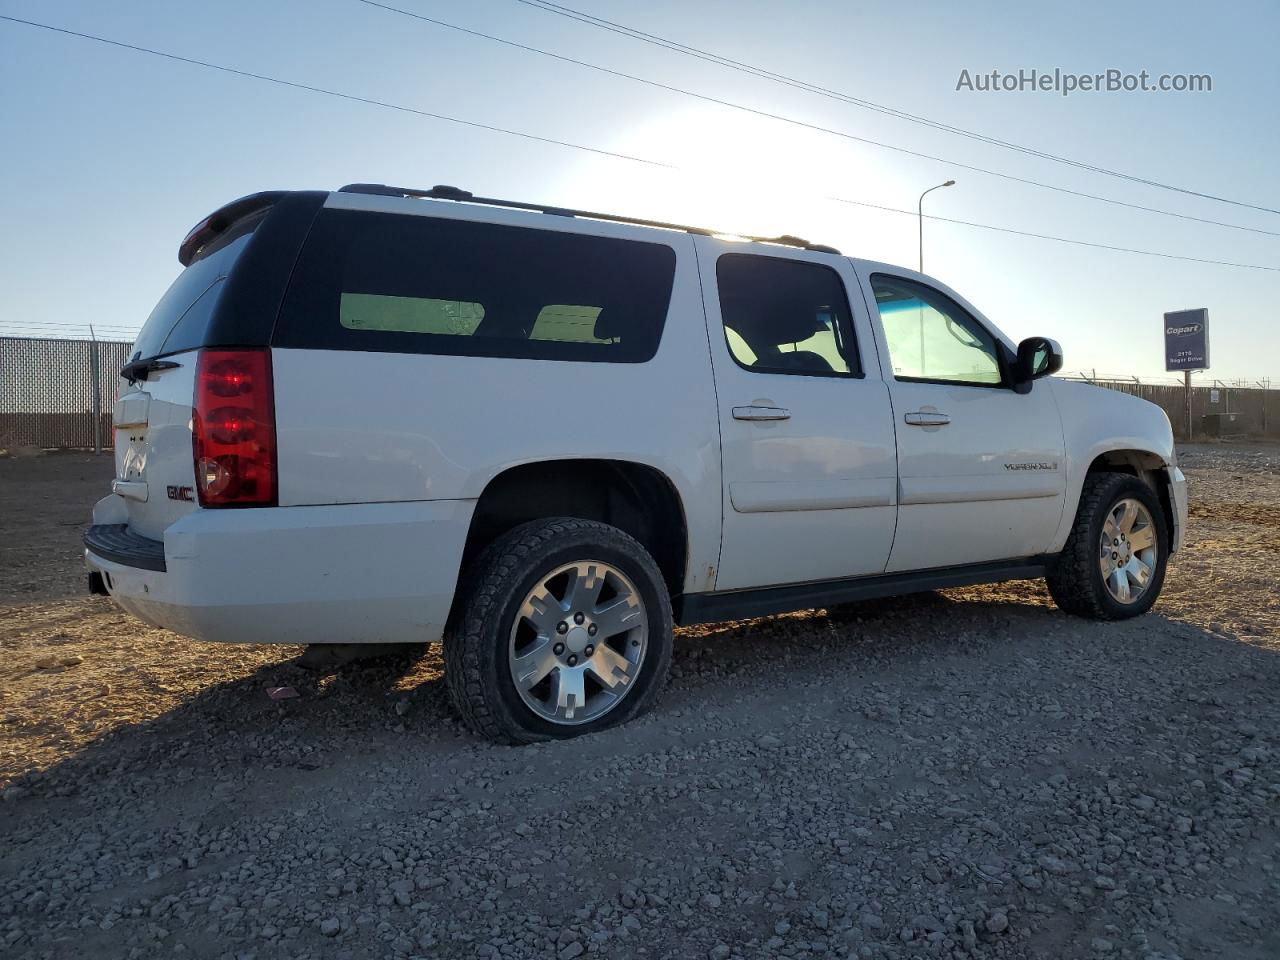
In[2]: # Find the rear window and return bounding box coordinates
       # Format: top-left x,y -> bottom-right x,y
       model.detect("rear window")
129,212 -> 265,362
274,210 -> 677,362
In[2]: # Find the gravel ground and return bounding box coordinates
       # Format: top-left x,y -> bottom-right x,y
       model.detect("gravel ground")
1,445 -> 1278,960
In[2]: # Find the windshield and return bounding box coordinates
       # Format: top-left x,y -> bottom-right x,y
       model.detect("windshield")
127,212 -> 264,362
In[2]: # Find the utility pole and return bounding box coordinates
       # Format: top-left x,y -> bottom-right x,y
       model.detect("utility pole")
1183,369 -> 1193,442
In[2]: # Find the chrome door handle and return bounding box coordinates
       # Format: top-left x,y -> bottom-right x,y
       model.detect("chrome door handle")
732,405 -> 791,421
904,411 -> 951,426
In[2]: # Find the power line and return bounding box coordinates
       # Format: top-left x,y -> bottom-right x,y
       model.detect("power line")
0,14 -> 671,170
511,0 -> 1280,218
1,14 -> 1277,274
826,197 -> 1280,271
356,0 -> 1280,236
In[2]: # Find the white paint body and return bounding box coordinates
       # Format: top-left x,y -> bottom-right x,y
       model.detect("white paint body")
87,192 -> 1187,644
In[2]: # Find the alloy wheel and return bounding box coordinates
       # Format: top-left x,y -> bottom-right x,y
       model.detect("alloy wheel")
507,561 -> 649,724
1099,497 -> 1158,604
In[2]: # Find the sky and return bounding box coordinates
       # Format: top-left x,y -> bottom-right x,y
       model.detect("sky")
1,0 -> 1277,384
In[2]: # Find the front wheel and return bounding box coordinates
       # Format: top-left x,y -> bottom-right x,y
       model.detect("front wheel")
1046,472 -> 1169,620
444,518 -> 674,743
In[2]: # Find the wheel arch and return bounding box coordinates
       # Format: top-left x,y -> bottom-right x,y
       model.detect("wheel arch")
1055,447 -> 1177,555
1085,449 -> 1176,544
459,458 -> 690,599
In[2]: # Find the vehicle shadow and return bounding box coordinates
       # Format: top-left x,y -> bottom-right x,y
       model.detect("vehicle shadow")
3,579 -> 1265,802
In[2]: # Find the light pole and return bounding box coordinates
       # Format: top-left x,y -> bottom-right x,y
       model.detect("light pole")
917,179 -> 955,273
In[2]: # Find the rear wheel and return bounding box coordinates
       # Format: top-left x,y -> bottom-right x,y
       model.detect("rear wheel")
444,518 -> 673,743
1046,472 -> 1168,620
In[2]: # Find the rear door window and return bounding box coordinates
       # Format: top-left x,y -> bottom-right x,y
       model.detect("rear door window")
715,254 -> 861,377
275,210 -> 677,362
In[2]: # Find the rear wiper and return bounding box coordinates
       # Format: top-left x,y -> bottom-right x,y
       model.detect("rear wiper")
120,358 -> 182,383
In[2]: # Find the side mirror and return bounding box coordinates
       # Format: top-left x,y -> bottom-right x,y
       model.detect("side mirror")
1014,336 -> 1063,390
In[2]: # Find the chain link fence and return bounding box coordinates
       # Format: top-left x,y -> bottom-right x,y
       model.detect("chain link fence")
0,336 -> 133,453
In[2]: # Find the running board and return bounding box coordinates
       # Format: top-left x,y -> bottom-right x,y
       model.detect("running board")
675,557 -> 1050,625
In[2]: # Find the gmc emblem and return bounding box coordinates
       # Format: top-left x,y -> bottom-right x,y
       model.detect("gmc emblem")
167,485 -> 195,502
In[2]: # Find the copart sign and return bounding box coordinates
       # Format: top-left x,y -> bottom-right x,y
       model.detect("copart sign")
1164,308 -> 1209,372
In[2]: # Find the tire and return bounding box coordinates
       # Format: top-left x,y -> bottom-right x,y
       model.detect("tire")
1046,471 -> 1169,620
444,517 -> 674,744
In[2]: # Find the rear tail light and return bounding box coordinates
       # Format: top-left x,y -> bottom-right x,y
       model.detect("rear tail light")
193,349 -> 277,506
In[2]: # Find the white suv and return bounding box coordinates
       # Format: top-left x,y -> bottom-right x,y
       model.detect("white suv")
86,183 -> 1189,743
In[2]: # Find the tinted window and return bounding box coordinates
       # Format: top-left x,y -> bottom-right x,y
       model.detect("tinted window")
871,275 -> 1003,386
275,211 -> 677,362
716,254 -> 859,377
129,212 -> 265,361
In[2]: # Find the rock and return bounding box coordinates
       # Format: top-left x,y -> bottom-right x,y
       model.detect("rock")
319,918 -> 340,937
557,929 -> 579,947
1038,855 -> 1071,875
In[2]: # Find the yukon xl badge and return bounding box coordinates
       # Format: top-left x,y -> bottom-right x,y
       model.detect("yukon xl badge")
167,485 -> 195,501
1005,462 -> 1058,471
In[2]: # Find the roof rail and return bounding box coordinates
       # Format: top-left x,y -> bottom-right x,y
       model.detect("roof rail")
336,183 -> 840,255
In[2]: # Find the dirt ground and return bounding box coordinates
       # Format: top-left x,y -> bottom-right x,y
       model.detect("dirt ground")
1,446 -> 1278,960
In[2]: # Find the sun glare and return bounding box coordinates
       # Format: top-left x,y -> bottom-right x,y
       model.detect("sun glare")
554,104 -> 917,254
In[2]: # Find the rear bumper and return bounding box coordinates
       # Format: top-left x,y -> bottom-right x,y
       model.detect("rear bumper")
85,499 -> 475,645
84,524 -> 167,572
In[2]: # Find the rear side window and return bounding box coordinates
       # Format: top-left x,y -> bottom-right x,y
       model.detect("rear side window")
275,210 -> 677,362
715,254 -> 860,377
129,211 -> 265,361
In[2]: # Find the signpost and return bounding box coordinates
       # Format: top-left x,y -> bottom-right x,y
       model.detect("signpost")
1164,308 -> 1209,441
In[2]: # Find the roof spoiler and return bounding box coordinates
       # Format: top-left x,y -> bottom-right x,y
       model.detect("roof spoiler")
178,191 -> 287,266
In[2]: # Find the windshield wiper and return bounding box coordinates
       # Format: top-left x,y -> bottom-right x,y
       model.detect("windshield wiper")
120,358 -> 182,384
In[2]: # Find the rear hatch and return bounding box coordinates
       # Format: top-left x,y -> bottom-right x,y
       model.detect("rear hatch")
111,206 -> 272,541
